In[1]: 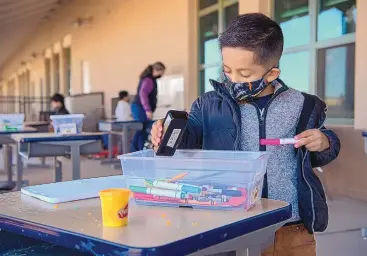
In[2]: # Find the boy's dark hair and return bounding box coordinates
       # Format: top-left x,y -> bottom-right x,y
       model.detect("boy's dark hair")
50,93 -> 65,104
219,13 -> 284,65
119,90 -> 129,100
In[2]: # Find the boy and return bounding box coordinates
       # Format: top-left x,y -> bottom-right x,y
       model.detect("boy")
115,90 -> 132,121
50,93 -> 69,115
151,13 -> 340,256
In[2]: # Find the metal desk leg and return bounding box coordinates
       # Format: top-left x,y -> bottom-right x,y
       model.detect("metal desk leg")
15,143 -> 23,190
122,127 -> 129,154
108,133 -> 113,160
53,157 -> 62,182
4,144 -> 13,183
70,145 -> 81,180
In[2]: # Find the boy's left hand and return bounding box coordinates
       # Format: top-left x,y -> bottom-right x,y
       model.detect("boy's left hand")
294,129 -> 330,152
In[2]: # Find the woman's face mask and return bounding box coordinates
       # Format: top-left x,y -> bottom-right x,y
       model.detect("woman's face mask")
223,68 -> 277,102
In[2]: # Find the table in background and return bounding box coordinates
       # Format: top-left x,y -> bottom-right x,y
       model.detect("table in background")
0,128 -> 37,190
0,191 -> 291,256
11,133 -> 104,190
25,121 -> 51,168
98,120 -> 144,164
25,121 -> 50,133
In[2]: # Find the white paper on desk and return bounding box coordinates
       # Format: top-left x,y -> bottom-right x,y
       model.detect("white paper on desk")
59,123 -> 77,135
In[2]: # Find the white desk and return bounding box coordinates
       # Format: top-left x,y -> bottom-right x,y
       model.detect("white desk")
0,191 -> 291,256
11,133 -> 104,190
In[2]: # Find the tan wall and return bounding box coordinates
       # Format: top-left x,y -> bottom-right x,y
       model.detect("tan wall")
1,0 -> 198,116
239,0 -> 271,16
320,126 -> 367,202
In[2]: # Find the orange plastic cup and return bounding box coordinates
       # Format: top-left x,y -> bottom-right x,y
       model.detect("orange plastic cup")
99,188 -> 131,227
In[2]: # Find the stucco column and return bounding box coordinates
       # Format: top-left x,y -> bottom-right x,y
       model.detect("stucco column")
239,0 -> 271,16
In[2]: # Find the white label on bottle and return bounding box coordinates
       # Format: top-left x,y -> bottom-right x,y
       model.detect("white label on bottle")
167,129 -> 181,148
59,123 -> 77,135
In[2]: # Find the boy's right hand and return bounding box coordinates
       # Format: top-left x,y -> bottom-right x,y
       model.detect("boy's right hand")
151,119 -> 163,151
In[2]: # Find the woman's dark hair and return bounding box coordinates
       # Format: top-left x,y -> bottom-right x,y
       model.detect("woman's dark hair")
50,93 -> 65,105
219,13 -> 284,65
119,90 -> 129,100
139,61 -> 166,79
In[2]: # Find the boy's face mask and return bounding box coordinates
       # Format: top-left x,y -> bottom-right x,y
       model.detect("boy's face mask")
222,68 -> 277,102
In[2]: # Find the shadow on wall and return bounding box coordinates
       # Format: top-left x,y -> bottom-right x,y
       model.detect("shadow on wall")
320,126 -> 367,202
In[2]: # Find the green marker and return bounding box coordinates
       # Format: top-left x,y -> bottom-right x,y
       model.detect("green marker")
129,185 -> 186,199
145,179 -> 201,194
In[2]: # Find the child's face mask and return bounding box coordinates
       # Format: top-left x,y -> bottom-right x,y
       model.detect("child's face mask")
223,68 -> 277,102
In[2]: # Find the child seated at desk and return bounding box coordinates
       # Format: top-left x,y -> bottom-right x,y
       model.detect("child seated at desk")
151,13 -> 340,256
51,93 -> 69,115
49,93 -> 69,133
115,91 -> 132,121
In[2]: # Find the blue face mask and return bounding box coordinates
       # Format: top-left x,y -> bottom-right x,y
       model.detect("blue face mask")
222,68 -> 278,102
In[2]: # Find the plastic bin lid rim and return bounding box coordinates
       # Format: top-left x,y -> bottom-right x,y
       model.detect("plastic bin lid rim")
118,149 -> 269,161
50,114 -> 85,120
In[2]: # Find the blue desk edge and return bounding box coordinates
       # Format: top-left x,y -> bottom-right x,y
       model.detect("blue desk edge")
21,134 -> 104,143
0,203 -> 292,256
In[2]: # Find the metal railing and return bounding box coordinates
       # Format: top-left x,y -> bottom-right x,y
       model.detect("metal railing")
0,96 -> 51,121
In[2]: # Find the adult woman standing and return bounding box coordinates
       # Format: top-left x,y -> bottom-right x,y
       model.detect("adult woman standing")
130,62 -> 166,152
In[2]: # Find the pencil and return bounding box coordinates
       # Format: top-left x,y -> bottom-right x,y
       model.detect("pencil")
168,172 -> 189,182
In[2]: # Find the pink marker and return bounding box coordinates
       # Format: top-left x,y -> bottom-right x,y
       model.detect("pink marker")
260,138 -> 299,146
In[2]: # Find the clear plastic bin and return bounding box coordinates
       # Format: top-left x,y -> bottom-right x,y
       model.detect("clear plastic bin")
50,114 -> 85,135
119,149 -> 269,211
0,114 -> 24,131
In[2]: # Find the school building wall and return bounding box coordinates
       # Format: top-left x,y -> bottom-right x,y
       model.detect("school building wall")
0,0 -> 367,202
0,0 -> 199,115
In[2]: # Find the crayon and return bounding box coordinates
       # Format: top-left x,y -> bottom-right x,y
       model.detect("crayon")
168,172 -> 189,182
129,185 -> 186,199
146,180 -> 201,194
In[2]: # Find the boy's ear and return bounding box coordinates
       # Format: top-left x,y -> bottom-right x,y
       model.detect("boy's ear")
265,68 -> 280,84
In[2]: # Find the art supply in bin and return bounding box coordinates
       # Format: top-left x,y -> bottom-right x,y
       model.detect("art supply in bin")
130,185 -> 187,199
145,179 -> 201,194
129,174 -> 250,208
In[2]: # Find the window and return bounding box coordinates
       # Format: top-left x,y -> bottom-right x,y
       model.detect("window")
199,0 -> 217,10
317,0 -> 356,41
198,0 -> 238,93
81,60 -> 91,94
44,58 -> 51,97
279,51 -> 310,93
317,44 -> 355,119
274,0 -> 356,122
53,53 -> 60,93
63,47 -> 72,95
275,0 -> 310,48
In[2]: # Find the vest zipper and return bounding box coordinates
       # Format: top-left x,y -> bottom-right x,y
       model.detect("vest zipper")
249,88 -> 287,198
